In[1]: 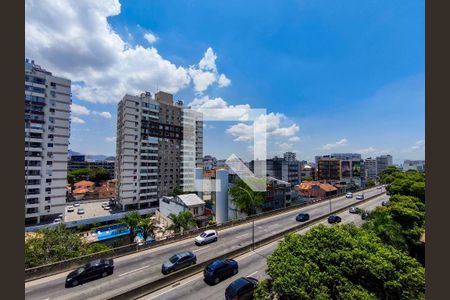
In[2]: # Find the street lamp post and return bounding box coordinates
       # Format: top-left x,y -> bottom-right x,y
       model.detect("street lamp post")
238,186 -> 255,250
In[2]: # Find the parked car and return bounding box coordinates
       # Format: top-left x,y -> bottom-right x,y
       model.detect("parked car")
195,230 -> 218,246
295,213 -> 310,222
204,259 -> 238,284
73,202 -> 80,207
77,208 -> 85,215
346,192 -> 353,198
356,193 -> 365,200
67,206 -> 74,212
349,207 -> 359,214
225,277 -> 259,300
328,215 -> 342,224
161,251 -> 197,275
65,259 -> 114,288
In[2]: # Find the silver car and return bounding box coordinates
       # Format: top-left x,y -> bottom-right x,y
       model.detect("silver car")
195,230 -> 218,246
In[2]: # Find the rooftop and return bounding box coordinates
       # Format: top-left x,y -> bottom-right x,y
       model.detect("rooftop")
178,193 -> 205,207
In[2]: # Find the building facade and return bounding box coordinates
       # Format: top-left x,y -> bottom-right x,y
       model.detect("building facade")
403,160 -> 425,172
364,157 -> 378,179
25,59 -> 71,225
317,157 -> 341,181
376,155 -> 393,175
115,91 -> 203,211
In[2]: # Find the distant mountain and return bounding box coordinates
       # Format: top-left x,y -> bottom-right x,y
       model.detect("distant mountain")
68,150 -> 114,162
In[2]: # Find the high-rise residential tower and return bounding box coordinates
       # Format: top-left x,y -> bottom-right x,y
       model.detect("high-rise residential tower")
115,91 -> 203,211
25,59 -> 71,225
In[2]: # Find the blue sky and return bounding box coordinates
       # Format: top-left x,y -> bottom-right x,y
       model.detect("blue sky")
25,0 -> 425,164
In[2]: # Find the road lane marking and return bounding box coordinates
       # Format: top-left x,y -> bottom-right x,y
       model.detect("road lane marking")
246,271 -> 258,277
144,273 -> 204,300
236,233 -> 249,238
193,246 -> 210,252
118,265 -> 151,277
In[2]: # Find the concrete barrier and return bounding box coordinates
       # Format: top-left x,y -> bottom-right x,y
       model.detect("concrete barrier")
25,187 -> 382,281
107,192 -> 386,300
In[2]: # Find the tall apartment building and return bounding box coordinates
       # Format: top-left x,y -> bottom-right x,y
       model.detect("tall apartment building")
364,157 -> 378,179
249,155 -> 300,187
25,59 -> 71,225
317,157 -> 341,181
115,91 -> 202,211
283,151 -> 296,162
376,155 -> 393,175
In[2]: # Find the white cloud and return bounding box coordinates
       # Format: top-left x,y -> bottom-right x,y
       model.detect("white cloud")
321,138 -> 348,150
354,147 -> 376,155
188,47 -> 231,93
198,47 -> 217,72
92,111 -> 112,119
279,142 -> 294,152
226,112 -> 300,142
218,74 -> 231,87
105,136 -> 116,143
25,1 -> 229,103
288,136 -> 301,142
188,96 -> 251,120
71,116 -> 85,124
411,139 -> 425,150
71,103 -> 90,115
144,32 -> 157,44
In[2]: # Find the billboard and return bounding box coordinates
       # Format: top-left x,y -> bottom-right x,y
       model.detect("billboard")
341,160 -> 351,178
352,161 -> 361,177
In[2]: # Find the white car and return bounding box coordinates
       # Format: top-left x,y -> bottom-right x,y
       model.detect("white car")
356,194 -> 365,200
101,202 -> 109,207
349,207 -> 359,214
77,208 -> 85,214
346,192 -> 353,198
67,206 -> 74,212
377,186 -> 382,189
53,218 -> 62,223
103,206 -> 111,210
73,202 -> 80,207
194,230 -> 218,246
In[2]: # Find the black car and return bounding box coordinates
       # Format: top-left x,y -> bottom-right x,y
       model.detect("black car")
65,259 -> 114,287
225,277 -> 259,300
361,212 -> 369,220
327,215 -> 342,224
204,259 -> 238,284
295,213 -> 310,222
162,251 -> 197,275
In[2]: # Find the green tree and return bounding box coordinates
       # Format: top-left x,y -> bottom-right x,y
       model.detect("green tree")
167,211 -> 197,234
137,217 -> 156,241
89,167 -> 111,184
124,211 -> 142,243
366,179 -> 376,188
256,225 -> 425,300
229,179 -> 265,216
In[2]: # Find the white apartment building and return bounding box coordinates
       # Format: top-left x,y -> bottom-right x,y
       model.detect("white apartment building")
25,59 -> 71,225
364,157 -> 378,179
115,91 -> 203,211
115,92 -> 160,210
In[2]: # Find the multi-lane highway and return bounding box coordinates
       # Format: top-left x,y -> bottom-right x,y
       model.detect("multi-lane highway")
25,187 -> 385,300
140,193 -> 389,300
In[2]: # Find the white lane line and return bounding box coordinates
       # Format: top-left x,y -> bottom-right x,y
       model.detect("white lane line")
118,264 -> 151,277
144,273 -> 204,300
42,298 -> 50,300
236,233 -> 249,238
246,271 -> 258,277
193,246 -> 211,252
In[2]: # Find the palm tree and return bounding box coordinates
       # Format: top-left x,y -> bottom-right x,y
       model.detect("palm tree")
137,217 -> 156,241
124,211 -> 142,243
167,211 -> 197,234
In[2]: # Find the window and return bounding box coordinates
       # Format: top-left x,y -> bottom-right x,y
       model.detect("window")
48,143 -> 53,148
47,161 -> 53,166
45,196 -> 51,201
44,205 -> 51,210
50,91 -> 56,97
50,82 -> 56,88
46,179 -> 52,183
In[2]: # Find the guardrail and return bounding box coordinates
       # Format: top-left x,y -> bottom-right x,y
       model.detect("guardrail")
24,186 -> 382,281
108,191 -> 386,300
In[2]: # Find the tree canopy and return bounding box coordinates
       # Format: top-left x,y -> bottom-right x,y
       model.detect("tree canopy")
167,210 -> 197,234
229,178 -> 265,215
255,225 -> 425,300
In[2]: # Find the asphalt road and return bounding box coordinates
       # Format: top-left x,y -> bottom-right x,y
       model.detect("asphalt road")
25,187 -> 385,300
140,193 -> 389,300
